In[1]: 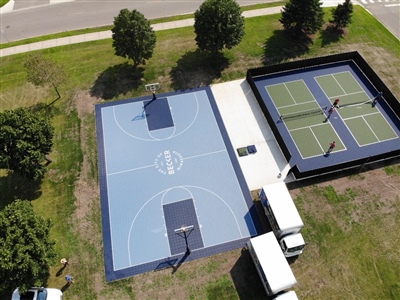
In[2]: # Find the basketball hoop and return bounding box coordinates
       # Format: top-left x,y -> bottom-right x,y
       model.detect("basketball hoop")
174,225 -> 194,255
145,83 -> 160,100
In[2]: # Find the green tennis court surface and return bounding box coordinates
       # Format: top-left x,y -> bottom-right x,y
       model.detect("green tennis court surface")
316,71 -> 398,146
267,80 -> 344,158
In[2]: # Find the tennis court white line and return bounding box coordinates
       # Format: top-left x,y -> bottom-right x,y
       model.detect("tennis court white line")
341,71 -> 367,93
309,127 -> 325,153
288,121 -> 327,132
342,111 -> 380,121
329,90 -> 366,99
362,116 -> 380,141
265,78 -> 304,88
284,82 -> 297,105
332,74 -> 347,95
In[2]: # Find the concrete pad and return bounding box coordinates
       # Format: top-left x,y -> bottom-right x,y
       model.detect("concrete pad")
211,79 -> 294,191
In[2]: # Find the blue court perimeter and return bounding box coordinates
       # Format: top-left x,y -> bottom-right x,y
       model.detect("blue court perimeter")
252,61 -> 400,174
96,87 -> 261,281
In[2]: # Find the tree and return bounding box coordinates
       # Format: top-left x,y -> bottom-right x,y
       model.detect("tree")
111,9 -> 156,67
0,108 -> 54,180
330,0 -> 354,30
194,0 -> 245,53
23,53 -> 67,99
0,200 -> 57,294
280,0 -> 324,38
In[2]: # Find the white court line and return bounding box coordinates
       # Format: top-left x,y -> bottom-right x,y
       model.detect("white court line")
284,82 -> 297,105
362,116 -> 380,141
330,90 -> 366,99
183,149 -> 227,161
309,127 -> 325,153
159,188 -> 204,258
339,71 -> 367,93
342,111 -> 380,121
289,121 -> 327,132
332,75 -> 347,95
107,164 -> 155,176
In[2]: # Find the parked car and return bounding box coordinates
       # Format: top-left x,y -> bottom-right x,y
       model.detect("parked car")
11,287 -> 62,300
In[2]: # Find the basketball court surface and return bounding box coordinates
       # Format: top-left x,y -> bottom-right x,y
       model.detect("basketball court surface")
96,87 -> 263,281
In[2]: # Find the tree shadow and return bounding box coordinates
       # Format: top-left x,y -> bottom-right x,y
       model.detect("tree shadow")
262,29 -> 312,66
170,49 -> 229,91
28,102 -> 60,118
0,172 -> 42,210
90,63 -> 144,100
319,25 -> 345,48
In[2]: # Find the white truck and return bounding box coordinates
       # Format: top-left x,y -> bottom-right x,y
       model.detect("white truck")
259,182 -> 305,257
247,232 -> 297,296
273,290 -> 299,300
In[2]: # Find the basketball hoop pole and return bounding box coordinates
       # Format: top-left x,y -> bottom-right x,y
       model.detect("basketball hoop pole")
183,230 -> 191,255
174,225 -> 194,256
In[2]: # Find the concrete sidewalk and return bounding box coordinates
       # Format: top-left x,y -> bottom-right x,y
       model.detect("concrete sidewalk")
0,7 -> 282,57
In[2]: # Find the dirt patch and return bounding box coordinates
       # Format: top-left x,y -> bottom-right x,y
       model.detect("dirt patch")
72,91 -> 100,229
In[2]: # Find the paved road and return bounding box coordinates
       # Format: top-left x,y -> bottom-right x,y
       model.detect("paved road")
361,0 -> 400,39
0,0 -> 279,43
0,0 -> 398,43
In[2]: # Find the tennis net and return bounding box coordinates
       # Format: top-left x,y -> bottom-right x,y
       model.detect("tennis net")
337,99 -> 374,108
280,106 -> 327,120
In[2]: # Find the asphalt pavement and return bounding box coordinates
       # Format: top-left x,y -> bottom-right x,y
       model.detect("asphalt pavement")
1,6 -> 283,57
1,1 -> 398,58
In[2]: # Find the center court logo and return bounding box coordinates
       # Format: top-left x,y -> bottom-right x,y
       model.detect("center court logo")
154,150 -> 184,175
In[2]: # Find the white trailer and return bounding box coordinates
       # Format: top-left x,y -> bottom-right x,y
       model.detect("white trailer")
247,232 -> 297,296
273,290 -> 299,300
259,182 -> 305,257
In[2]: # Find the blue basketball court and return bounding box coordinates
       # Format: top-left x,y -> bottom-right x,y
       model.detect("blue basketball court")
95,87 -> 262,281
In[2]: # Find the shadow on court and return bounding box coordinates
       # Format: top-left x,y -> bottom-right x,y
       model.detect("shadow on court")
90,62 -> 144,100
262,30 -> 311,66
170,49 -> 229,91
154,253 -> 190,275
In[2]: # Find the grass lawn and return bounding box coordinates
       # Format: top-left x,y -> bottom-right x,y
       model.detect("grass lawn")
0,0 -> 8,8
0,5 -> 399,300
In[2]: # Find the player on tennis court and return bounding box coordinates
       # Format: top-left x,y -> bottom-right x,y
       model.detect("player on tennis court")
333,98 -> 340,107
327,141 -> 336,153
325,106 -> 335,121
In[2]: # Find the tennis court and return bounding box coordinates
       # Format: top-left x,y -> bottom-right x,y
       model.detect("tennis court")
266,80 -> 345,158
315,71 -> 398,146
95,87 -> 261,281
248,53 -> 400,178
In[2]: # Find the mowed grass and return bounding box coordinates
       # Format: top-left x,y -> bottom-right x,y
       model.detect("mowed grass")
0,5 -> 400,299
291,179 -> 400,299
